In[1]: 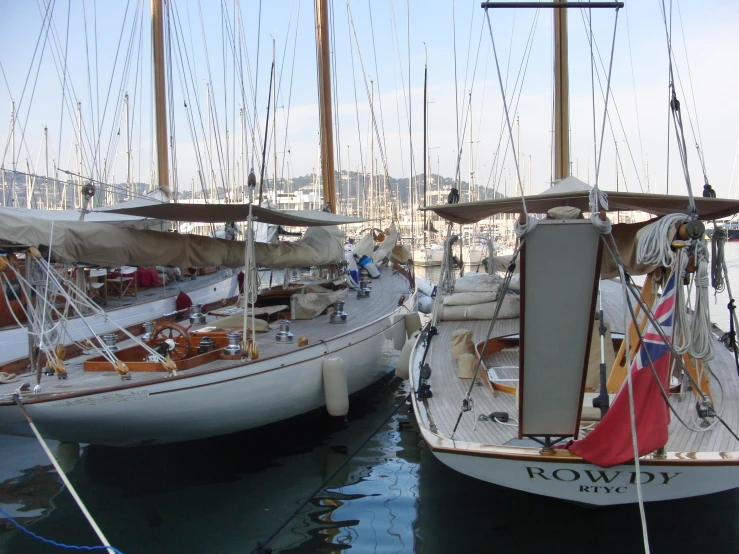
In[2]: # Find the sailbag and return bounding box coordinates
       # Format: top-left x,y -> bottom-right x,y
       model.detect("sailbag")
569,269 -> 677,467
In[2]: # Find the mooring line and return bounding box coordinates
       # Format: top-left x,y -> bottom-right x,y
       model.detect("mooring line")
13,395 -> 121,554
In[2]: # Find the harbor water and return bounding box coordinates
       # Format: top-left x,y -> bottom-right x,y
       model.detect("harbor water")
3,244 -> 739,553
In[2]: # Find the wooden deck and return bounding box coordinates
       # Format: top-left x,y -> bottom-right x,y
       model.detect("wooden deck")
414,285 -> 739,454
0,264 -> 413,402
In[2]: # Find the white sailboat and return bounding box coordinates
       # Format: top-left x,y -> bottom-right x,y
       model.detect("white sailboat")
0,0 -> 416,447
405,1 -> 739,507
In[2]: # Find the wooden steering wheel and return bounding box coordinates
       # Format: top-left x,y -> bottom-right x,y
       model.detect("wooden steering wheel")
151,321 -> 191,361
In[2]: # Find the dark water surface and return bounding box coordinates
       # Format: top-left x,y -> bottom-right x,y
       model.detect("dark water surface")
2,377 -> 739,553
3,244 -> 739,553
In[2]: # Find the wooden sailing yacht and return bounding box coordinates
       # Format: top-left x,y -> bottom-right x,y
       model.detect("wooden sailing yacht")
406,1 -> 739,506
0,0 -> 241,370
0,0 -> 416,447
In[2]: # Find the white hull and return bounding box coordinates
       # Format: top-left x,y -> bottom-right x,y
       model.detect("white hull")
426,430 -> 739,505
1,270 -> 240,365
0,303 -> 411,446
409,326 -> 739,506
462,246 -> 486,266
412,247 -> 444,267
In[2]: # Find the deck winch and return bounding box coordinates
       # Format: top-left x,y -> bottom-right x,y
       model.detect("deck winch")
142,321 -> 154,341
197,336 -> 215,354
102,333 -> 119,351
329,300 -> 347,324
357,277 -> 371,298
224,332 -> 242,355
189,304 -> 206,325
275,320 -> 294,344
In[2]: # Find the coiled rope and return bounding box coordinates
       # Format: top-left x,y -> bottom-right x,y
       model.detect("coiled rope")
636,213 -> 688,267
690,240 -> 714,361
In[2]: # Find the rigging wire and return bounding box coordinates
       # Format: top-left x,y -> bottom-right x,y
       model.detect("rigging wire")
2,0 -> 55,173
483,9 -> 540,195
346,0 -> 366,215
452,0 -> 460,188
367,0 -> 388,180
658,0 -> 697,210
170,1 -> 217,202
278,0 -> 300,186
330,0 -> 343,209
387,0 -> 408,207
345,1 -> 389,177
624,6 -> 647,186
674,0 -> 709,188
577,8 -> 645,193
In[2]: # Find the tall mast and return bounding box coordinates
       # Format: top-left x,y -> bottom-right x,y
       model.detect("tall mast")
553,0 -> 570,181
77,101 -> 83,208
44,126 -> 49,208
272,38 -> 277,206
314,0 -> 336,213
125,92 -> 132,200
469,92 -> 474,202
152,0 -> 170,198
423,51 -> 428,249
11,99 -> 16,205
370,80 -> 374,223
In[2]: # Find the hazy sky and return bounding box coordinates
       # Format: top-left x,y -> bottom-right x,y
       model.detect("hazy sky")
1,0 -> 737,201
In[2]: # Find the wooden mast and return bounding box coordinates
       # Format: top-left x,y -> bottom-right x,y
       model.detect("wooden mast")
553,0 -> 570,181
152,0 -> 170,198
314,0 -> 336,213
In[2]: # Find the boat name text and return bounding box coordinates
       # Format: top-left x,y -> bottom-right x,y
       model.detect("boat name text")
525,466 -> 680,492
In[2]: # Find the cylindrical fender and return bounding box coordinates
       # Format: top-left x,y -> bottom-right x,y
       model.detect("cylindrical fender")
418,295 -> 433,314
322,357 -> 349,417
404,311 -> 422,337
396,330 -> 421,380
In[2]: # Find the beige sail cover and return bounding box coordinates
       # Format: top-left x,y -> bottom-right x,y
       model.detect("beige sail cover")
0,211 -> 344,269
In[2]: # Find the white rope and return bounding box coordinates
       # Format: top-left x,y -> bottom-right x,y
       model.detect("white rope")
617,263 -> 651,554
672,250 -> 691,355
588,9 -> 619,236
13,397 -> 117,554
242,181 -> 258,353
23,258 -> 169,367
513,216 -> 537,238
589,188 -> 613,234
636,213 -> 688,267
690,240 -> 714,361
437,224 -> 457,297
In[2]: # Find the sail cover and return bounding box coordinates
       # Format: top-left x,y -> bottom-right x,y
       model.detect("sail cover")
99,201 -> 365,226
0,211 -> 344,269
422,191 -> 739,225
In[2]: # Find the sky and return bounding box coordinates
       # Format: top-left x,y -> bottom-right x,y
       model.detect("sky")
0,0 -> 738,203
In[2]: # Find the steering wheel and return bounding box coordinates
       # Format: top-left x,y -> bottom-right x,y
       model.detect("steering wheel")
151,321 -> 191,361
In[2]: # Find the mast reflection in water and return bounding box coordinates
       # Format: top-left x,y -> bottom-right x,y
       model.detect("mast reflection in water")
2,375 -> 739,553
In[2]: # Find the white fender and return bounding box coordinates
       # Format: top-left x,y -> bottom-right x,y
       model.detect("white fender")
404,311 -> 422,337
418,295 -> 433,314
396,330 -> 421,380
322,357 -> 349,417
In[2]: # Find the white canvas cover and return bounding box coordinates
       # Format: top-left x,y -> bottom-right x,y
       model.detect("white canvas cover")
292,285 -> 348,320
372,224 -> 398,264
0,211 -> 344,269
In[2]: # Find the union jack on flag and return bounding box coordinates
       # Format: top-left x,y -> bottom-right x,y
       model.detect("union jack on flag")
570,269 -> 678,468
635,269 -> 677,372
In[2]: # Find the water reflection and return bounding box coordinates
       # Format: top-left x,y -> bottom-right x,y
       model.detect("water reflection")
2,343 -> 739,553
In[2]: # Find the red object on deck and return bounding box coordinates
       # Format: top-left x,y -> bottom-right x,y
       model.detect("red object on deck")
569,269 -> 677,468
176,291 -> 193,312
136,267 -> 163,288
